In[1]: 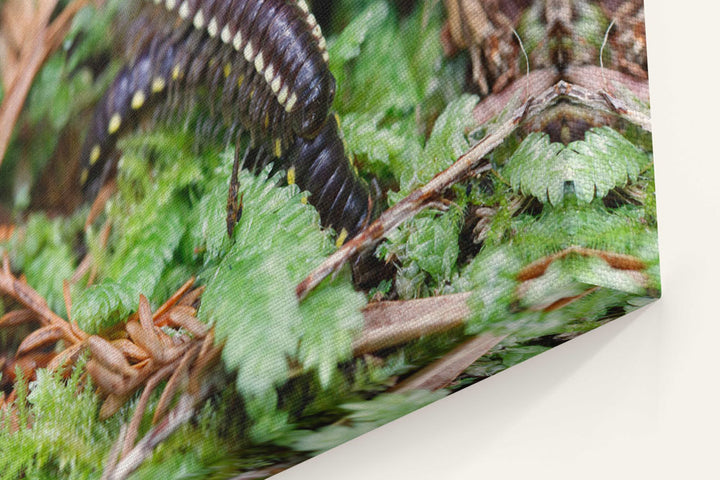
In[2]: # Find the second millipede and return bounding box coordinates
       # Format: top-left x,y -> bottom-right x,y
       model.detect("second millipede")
79,0 -> 373,242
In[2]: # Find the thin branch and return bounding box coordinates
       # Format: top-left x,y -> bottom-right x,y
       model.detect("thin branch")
0,0 -> 89,167
107,394 -> 196,480
0,253 -> 80,342
121,360 -> 179,456
392,334 -> 506,392
296,101 -> 519,299
355,293 -> 472,355
297,78 -> 652,299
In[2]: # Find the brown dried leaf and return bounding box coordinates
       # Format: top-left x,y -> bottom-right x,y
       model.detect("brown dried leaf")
100,393 -> 130,420
152,346 -> 200,424
156,329 -> 176,349
110,339 -> 150,363
393,334 -> 505,392
0,0 -> 89,167
3,350 -> 55,382
16,324 -> 64,356
354,293 -> 472,355
137,295 -> 155,333
0,309 -> 37,328
152,277 -> 195,321
126,320 -> 163,361
87,359 -> 128,394
63,280 -> 72,320
46,342 -> 85,372
177,286 -> 205,308
87,335 -> 137,378
168,306 -> 207,337
0,224 -> 15,242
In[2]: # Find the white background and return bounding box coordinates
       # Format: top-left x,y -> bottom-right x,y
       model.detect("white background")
277,1 -> 720,478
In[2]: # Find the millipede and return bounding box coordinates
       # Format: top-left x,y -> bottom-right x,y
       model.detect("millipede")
79,0 -> 372,243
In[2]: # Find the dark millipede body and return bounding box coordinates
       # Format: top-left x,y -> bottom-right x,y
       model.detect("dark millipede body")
79,0 -> 373,243
288,115 -> 372,241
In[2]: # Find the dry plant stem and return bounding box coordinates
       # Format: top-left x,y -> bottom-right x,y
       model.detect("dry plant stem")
0,309 -> 35,327
296,109 -> 509,299
474,72 -> 651,130
0,0 -> 89,167
85,181 -> 118,229
0,253 -> 80,343
297,78 -> 652,299
516,245 -> 646,282
152,277 -> 196,321
152,345 -> 200,424
121,360 -> 180,456
101,424 -> 127,480
355,292 -> 472,355
108,394 -> 196,480
392,334 -> 507,392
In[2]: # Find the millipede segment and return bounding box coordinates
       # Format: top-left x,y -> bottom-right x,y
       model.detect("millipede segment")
147,0 -> 334,136
80,0 -> 372,245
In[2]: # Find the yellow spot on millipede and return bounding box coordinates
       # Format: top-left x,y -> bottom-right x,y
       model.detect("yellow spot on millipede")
287,166 -> 296,185
237,74 -> 245,88
300,196 -> 308,205
224,63 -> 231,78
108,113 -> 121,134
335,228 -> 349,248
172,65 -> 180,80
131,91 -> 146,109
264,111 -> 270,129
80,168 -> 89,185
274,138 -> 282,157
152,77 -> 166,93
89,145 -> 101,165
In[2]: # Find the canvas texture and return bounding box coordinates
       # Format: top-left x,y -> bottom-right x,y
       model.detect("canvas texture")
0,0 -> 657,478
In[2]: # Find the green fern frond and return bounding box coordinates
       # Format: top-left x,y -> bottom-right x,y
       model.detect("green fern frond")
279,390 -> 447,454
0,357 -> 123,479
504,127 -> 649,205
198,167 -> 365,442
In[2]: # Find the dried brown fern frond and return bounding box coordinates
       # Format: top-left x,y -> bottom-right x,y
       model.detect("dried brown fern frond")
0,259 -> 221,436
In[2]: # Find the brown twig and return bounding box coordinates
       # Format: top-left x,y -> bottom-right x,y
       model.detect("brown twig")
108,394 -> 196,480
392,334 -> 507,392
121,360 -> 179,456
354,293 -> 472,355
0,252 -> 80,343
297,78 -> 652,300
296,103 -> 509,299
0,0 -> 89,167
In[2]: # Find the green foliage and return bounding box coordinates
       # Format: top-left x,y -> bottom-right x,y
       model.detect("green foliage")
71,133 -> 200,331
409,94 -> 478,193
0,0 -> 661,475
375,94 -> 479,298
511,201 -> 659,265
0,357 -> 124,479
462,198 -> 659,336
279,390 -> 447,454
71,281 -> 138,333
198,167 -> 365,442
341,111 -> 421,182
5,213 -> 83,315
129,388 -> 247,480
328,1 -> 390,91
329,0 -> 468,189
504,128 -> 650,205
384,206 -> 464,299
463,246 -> 528,335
